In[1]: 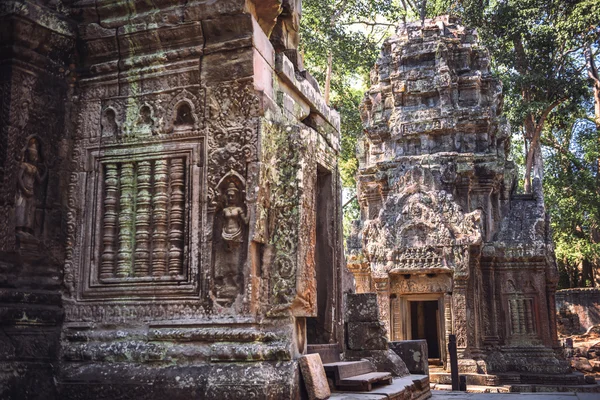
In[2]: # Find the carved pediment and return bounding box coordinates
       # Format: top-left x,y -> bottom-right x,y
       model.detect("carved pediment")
362,166 -> 482,274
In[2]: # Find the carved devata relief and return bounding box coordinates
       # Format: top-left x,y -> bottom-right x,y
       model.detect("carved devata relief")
212,171 -> 248,307
15,136 -> 47,242
203,80 -> 259,311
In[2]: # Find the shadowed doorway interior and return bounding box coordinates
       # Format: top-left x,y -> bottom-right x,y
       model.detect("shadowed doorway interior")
307,165 -> 334,344
410,300 -> 440,359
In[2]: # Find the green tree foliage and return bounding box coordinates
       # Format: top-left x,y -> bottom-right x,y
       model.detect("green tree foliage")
458,0 -> 590,193
300,0 -> 403,187
300,0 -> 405,238
544,114 -> 600,288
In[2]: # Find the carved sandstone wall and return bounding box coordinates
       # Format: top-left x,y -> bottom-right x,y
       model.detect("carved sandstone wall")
0,1 -> 345,398
557,288 -> 600,333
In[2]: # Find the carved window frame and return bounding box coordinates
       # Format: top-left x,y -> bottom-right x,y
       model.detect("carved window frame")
77,138 -> 204,300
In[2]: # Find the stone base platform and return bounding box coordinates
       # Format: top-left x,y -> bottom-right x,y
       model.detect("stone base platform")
57,361 -> 300,400
430,383 -> 510,393
430,368 -> 600,394
330,375 -> 431,400
431,391 -> 600,399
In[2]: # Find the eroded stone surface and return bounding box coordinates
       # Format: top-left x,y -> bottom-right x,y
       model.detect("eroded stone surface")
344,293 -> 410,377
299,354 -> 331,400
347,322 -> 389,350
390,340 -> 429,375
346,293 -> 380,322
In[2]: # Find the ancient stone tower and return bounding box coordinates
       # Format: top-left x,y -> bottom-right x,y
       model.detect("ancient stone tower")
0,1 -> 347,398
349,16 -> 566,376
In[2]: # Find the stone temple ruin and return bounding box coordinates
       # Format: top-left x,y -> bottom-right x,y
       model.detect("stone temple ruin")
347,16 -> 577,382
1,0 -> 596,397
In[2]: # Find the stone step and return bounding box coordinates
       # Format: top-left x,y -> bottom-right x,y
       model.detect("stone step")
430,371 -> 500,386
430,383 -> 510,393
337,371 -> 393,392
307,343 -> 341,364
497,371 -> 589,385
324,360 -> 375,380
330,375 -> 431,400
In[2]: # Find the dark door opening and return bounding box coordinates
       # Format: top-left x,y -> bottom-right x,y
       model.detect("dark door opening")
410,300 -> 440,359
307,166 -> 334,344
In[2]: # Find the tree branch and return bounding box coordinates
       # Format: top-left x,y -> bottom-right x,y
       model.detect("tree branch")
532,98 -> 567,146
339,21 -> 397,28
540,136 -> 583,171
586,46 -> 600,85
343,195 -> 357,209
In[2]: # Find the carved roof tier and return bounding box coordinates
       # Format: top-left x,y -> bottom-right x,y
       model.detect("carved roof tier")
359,16 -> 507,173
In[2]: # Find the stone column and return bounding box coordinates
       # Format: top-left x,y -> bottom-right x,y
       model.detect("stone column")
452,279 -> 469,349
444,293 -> 453,368
372,276 -> 391,338
547,283 -> 560,348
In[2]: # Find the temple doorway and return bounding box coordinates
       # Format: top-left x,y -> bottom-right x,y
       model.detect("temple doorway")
307,165 -> 334,344
410,300 -> 441,360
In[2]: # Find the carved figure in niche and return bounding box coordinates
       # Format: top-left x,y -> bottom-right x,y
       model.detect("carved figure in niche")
440,160 -> 457,184
213,172 -> 248,306
222,182 -> 249,247
175,103 -> 194,126
101,108 -> 119,137
136,105 -> 155,135
15,137 -> 47,237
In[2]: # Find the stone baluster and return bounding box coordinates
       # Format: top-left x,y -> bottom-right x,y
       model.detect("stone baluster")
116,162 -> 134,278
134,160 -> 152,277
168,158 -> 185,276
100,163 -> 118,280
444,293 -> 453,336
152,159 -> 169,276
509,299 -> 519,334
517,298 -> 526,335
525,299 -> 534,334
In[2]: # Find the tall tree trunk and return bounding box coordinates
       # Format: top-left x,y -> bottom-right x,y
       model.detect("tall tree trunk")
585,46 -> 600,287
523,101 -> 563,193
324,53 -> 332,105
420,0 -> 427,26
523,115 -> 536,193
586,47 -> 600,189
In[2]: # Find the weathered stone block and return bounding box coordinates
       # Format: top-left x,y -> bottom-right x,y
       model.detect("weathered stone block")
298,354 -> 331,400
345,349 -> 410,377
347,322 -> 388,350
389,340 -> 429,375
345,293 -> 380,322
572,357 -> 593,373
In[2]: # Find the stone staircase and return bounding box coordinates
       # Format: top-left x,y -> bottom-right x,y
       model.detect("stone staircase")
299,295 -> 432,399
308,344 -> 393,391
